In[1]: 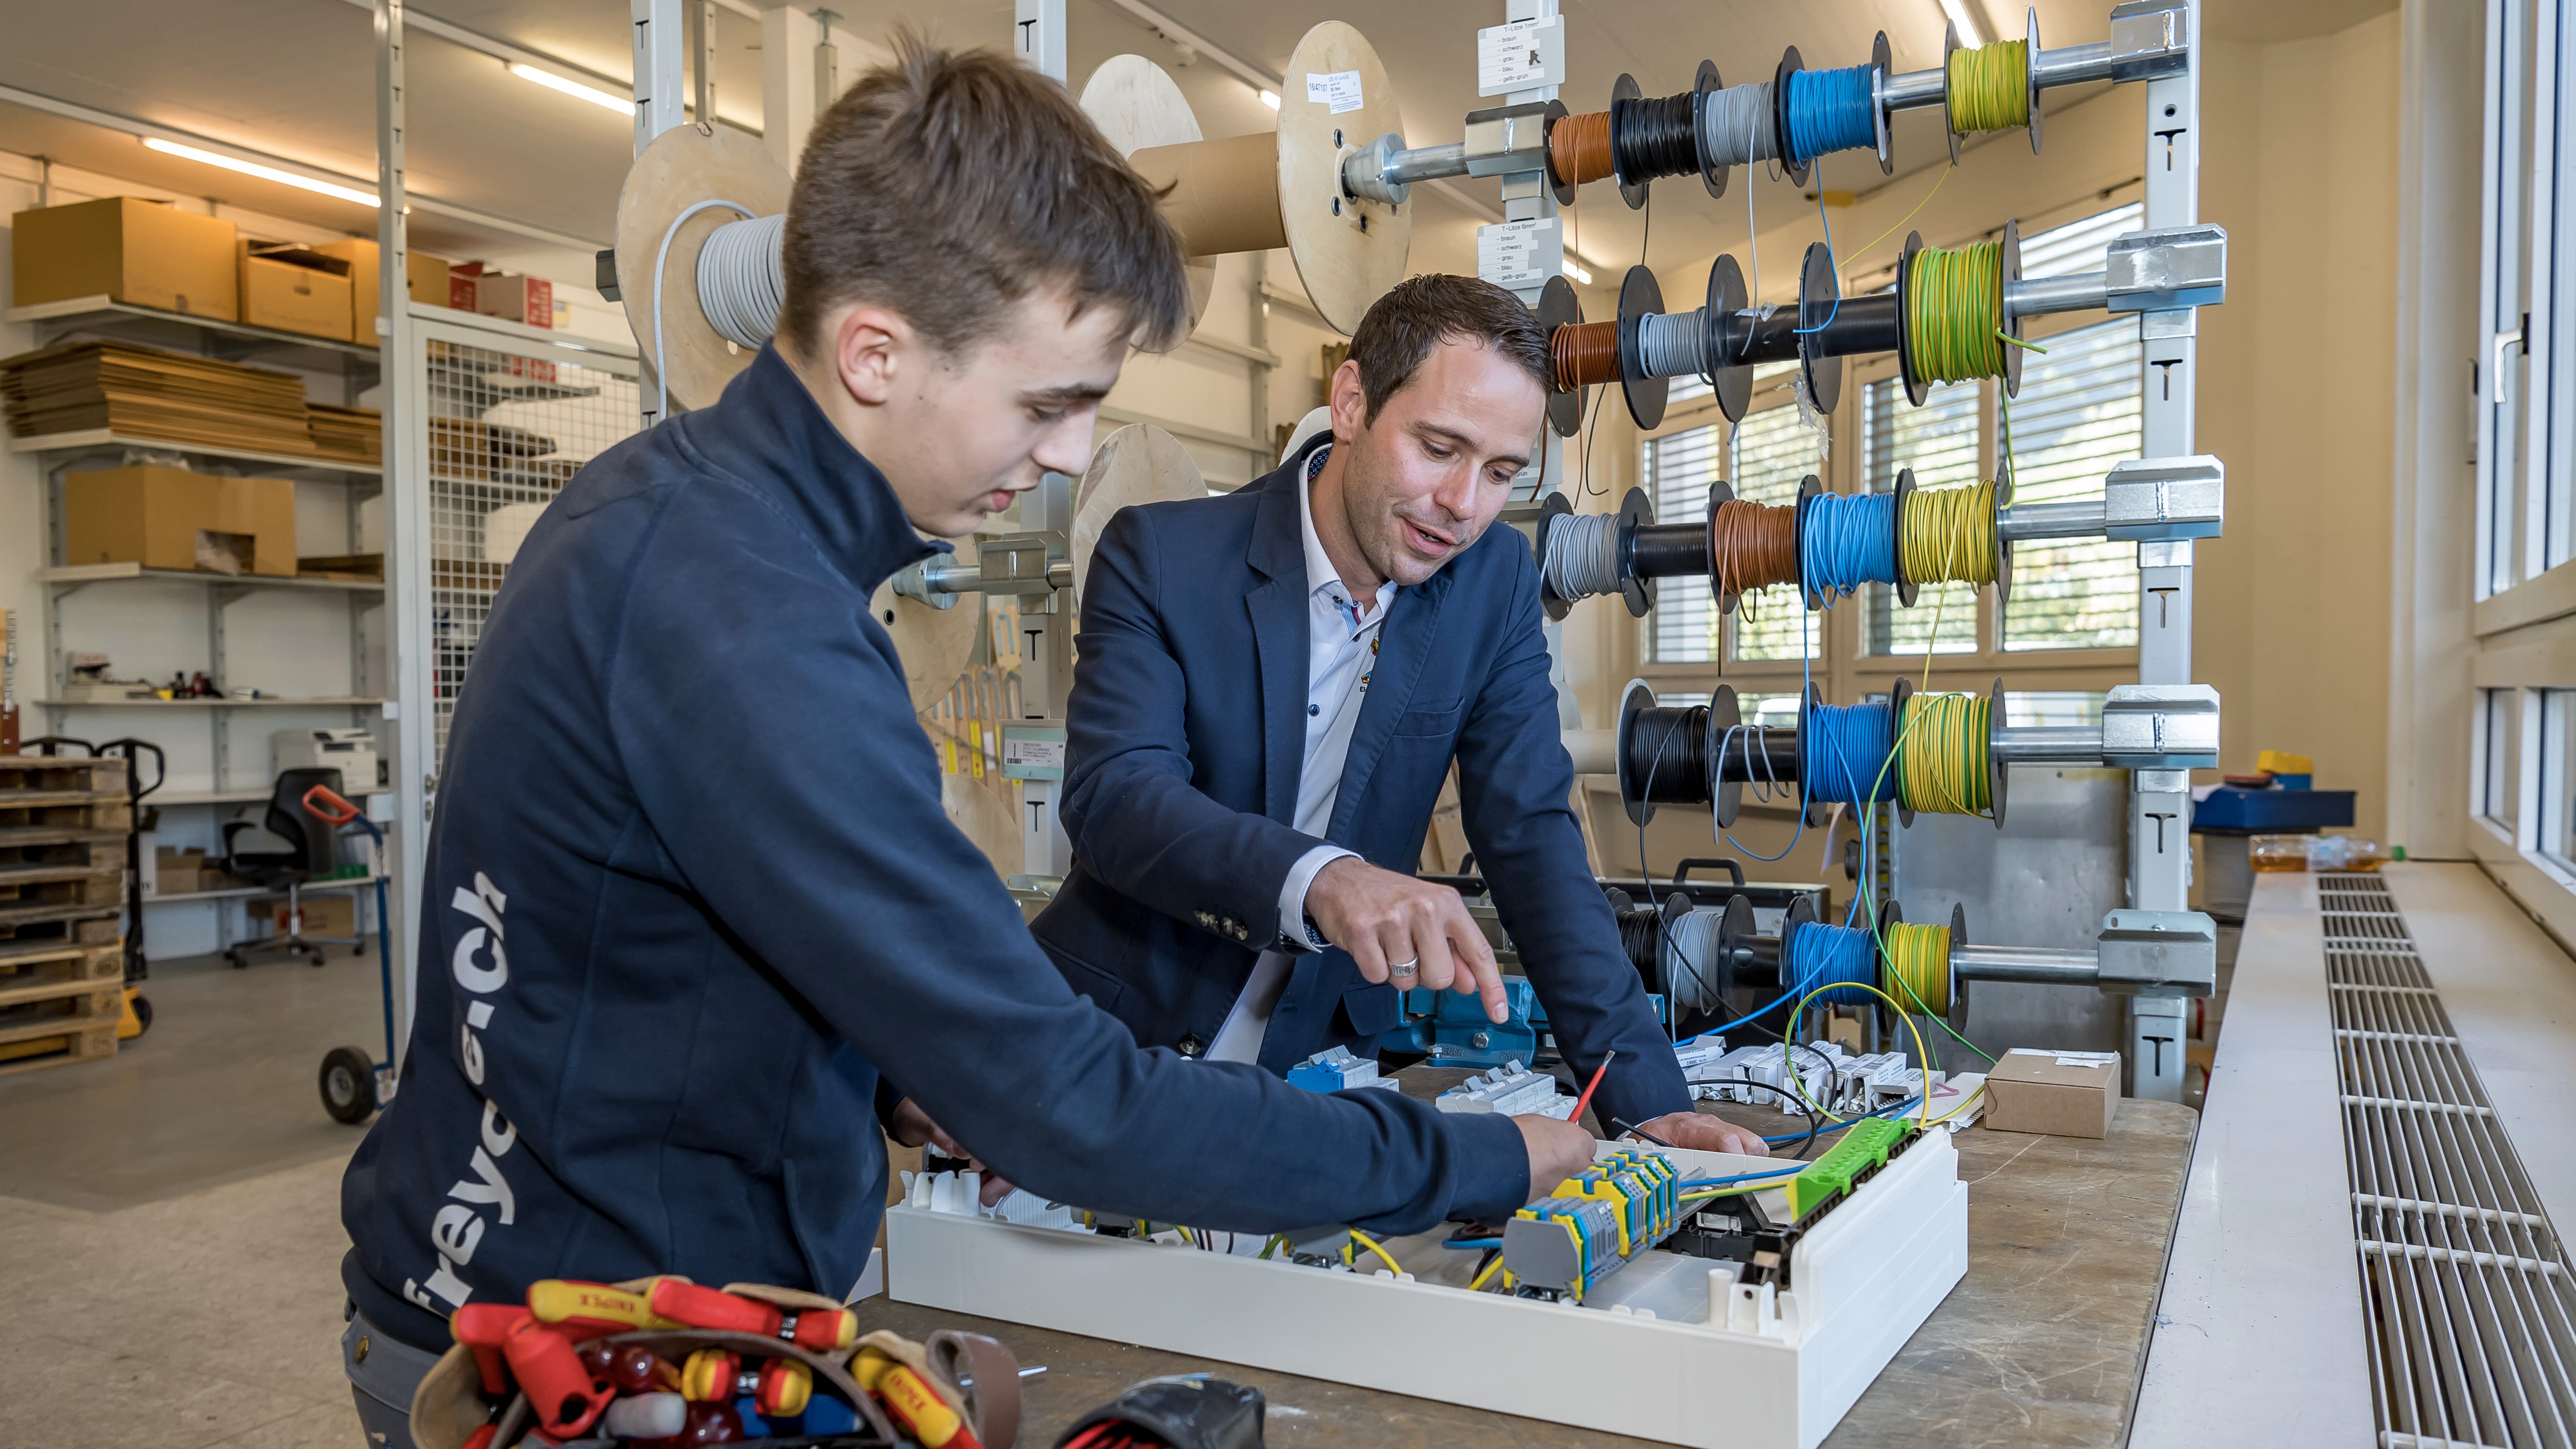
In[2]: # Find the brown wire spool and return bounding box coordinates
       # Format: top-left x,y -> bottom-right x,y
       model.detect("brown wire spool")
1708,491 -> 1800,610
613,121 -> 793,412
1552,321 -> 1621,392
1078,55 -> 1220,331
1548,109 -> 1616,188
1538,274 -> 1585,437
1123,22 -> 1410,335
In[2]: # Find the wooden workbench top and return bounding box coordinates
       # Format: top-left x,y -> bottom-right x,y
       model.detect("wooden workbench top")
857,1086 -> 2196,1449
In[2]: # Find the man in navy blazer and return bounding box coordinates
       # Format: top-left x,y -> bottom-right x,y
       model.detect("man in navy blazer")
1032,276 -> 1764,1156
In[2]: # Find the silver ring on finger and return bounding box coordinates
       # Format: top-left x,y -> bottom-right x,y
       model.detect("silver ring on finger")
1388,958 -> 1420,980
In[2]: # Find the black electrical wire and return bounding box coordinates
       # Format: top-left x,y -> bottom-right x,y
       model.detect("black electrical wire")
1612,88 -> 1704,183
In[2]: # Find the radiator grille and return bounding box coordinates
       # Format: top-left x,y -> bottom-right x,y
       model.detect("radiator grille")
2322,873 -> 2576,1448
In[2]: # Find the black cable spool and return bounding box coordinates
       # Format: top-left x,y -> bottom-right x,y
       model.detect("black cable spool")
1796,241 -> 1844,415
1707,478 -> 1742,617
1531,98 -> 1576,205
1539,273 -> 1585,438
1703,254 -> 1753,423
1613,485 -> 1657,616
1790,472 -> 1825,610
1605,74 -> 1651,209
1689,60 -> 1729,198
1616,264 -> 1667,430
1896,231 -> 1930,406
1615,678 -> 1714,827
1867,32 -> 1896,175
1773,46 -> 1811,189
1892,465 -> 1920,607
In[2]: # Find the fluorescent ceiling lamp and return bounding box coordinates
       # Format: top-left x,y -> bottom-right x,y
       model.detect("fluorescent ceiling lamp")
1563,259 -> 1593,285
509,62 -> 631,114
141,138 -> 379,207
1258,89 -> 1280,110
1937,0 -> 1984,44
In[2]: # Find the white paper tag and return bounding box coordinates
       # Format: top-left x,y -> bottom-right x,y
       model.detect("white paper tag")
1476,217 -> 1563,292
1305,70 -> 1364,114
2007,1047 -> 2120,1069
1002,737 -> 1066,770
1477,17 -> 1558,94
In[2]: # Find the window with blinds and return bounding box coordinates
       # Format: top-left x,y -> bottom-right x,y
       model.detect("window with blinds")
2001,316 -> 2143,648
1730,392 -> 1826,661
1862,377 -> 1981,655
1643,422 -> 1724,663
2020,201 -> 2142,279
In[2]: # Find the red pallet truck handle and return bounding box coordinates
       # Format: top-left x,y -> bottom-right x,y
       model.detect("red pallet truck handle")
303,783 -> 363,826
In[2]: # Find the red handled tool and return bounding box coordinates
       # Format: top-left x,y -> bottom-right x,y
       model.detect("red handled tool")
647,1281 -> 858,1352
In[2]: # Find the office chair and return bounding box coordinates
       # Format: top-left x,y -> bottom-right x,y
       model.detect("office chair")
221,766 -> 359,969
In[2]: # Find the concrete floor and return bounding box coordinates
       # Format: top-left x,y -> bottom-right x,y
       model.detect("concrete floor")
0,945 -> 381,1447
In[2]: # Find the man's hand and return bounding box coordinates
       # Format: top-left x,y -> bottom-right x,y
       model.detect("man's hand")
1628,1110 -> 1770,1158
889,1098 -> 1018,1206
1513,1114 -> 1599,1200
1306,858 -> 1507,1023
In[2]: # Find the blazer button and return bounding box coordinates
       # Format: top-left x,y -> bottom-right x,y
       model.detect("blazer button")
1178,1035 -> 1205,1057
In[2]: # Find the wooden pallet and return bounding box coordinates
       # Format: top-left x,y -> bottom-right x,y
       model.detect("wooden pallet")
0,756 -> 131,796
0,942 -> 120,1006
0,980 -> 121,1076
0,914 -> 121,950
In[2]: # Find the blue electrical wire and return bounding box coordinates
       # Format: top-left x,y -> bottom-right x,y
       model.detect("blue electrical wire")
1788,921 -> 1877,1006
1784,65 -> 1879,163
1805,700 -> 1897,804
1759,1095 -> 1921,1145
1676,1165 -> 1808,1190
1442,1237 -> 1504,1251
1798,490 -> 1899,601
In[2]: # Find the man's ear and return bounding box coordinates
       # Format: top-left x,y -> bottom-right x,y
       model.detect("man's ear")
1327,357 -> 1368,445
833,304 -> 911,407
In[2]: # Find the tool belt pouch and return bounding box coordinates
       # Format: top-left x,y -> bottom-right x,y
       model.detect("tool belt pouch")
408,1278 -> 1021,1449
1052,1375 -> 1266,1449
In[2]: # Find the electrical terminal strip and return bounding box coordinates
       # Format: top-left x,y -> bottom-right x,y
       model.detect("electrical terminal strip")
1502,1148 -> 1681,1302
1685,1045 -> 1832,1107
1672,1034 -> 1730,1075
904,1171 -> 1083,1232
1287,1045 -> 1403,1093
1436,1059 -> 1577,1118
1780,1118 -> 1915,1220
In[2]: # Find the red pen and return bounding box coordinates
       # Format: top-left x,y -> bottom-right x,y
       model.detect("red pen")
1569,1050 -> 1615,1130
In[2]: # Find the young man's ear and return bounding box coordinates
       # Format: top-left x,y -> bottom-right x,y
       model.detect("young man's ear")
833,305 -> 911,406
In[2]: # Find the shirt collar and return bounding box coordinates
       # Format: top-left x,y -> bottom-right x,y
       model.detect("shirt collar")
1296,443 -> 1398,622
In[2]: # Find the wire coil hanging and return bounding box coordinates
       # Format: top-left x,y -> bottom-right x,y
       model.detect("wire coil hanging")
1880,920 -> 1953,1016
1946,41 -> 2032,134
1798,491 -> 1899,601
1710,499 -> 1800,601
1783,65 -> 1878,163
1551,321 -> 1623,392
1905,242 -> 2010,385
1635,310 -> 1709,380
696,211 -> 787,350
1788,921 -> 1878,1007
1896,691 -> 1994,816
1900,479 -> 1999,589
1805,701 -> 1897,806
1611,88 -> 1703,182
1697,83 -> 1779,168
1542,510 -> 1624,605
1548,110 -> 1617,187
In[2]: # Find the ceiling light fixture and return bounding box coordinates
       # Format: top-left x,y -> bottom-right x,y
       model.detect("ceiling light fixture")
1937,0 -> 1985,44
508,62 -> 632,115
141,138 -> 379,207
1258,89 -> 1280,110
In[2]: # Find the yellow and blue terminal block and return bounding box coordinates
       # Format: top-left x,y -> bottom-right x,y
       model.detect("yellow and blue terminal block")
1502,1149 -> 1680,1301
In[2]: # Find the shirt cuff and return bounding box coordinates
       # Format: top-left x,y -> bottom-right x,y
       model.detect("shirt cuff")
1276,845 -> 1359,951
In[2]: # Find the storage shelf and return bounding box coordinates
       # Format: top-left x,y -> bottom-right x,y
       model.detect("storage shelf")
148,871 -> 385,905
35,697 -> 383,709
150,785 -> 387,808
4,294 -> 380,361
38,562 -> 383,593
11,429 -> 381,478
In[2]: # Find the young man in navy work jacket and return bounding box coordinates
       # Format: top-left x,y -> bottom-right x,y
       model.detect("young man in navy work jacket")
1029,275 -> 1768,1158
336,44 -> 1597,1443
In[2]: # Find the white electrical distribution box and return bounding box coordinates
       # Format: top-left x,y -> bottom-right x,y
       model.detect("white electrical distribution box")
271,728 -> 380,790
887,1135 -> 1967,1449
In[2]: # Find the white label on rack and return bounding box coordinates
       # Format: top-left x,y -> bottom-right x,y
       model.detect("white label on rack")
1477,17 -> 1560,94
1003,737 -> 1066,770
1477,218 -> 1563,292
1305,70 -> 1364,113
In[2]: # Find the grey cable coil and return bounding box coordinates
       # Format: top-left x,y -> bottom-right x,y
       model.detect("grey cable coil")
1663,905 -> 1723,1013
1699,83 -> 1778,168
697,212 -> 787,349
1636,308 -> 1709,380
1542,509 -> 1623,603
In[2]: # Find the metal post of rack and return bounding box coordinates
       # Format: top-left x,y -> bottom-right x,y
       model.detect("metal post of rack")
377,0 -> 430,1061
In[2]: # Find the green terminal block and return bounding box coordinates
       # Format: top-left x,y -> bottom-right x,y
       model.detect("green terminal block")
1781,1117 -> 1916,1220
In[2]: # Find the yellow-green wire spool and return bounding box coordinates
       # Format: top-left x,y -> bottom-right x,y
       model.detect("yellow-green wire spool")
1900,478 -> 1998,589
1906,243 -> 2009,385
1898,690 -> 1994,816
1946,40 -> 2031,134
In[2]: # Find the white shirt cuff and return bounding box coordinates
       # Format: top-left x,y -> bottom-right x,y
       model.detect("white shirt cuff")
1277,845 -> 1359,951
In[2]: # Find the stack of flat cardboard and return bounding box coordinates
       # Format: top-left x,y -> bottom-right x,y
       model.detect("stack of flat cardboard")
0,341 -> 312,455
308,403 -> 382,464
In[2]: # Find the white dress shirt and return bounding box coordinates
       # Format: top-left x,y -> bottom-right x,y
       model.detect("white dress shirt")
1205,445 -> 1398,1064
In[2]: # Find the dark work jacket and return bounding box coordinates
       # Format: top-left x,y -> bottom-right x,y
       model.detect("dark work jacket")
1030,433 -> 1693,1136
339,347 -> 1529,1354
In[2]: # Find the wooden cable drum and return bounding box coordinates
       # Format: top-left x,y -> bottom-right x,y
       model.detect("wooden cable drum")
868,531 -> 985,714
1073,424 -> 1208,609
1121,22 -> 1410,336
613,122 -> 792,411
1078,55 -> 1220,331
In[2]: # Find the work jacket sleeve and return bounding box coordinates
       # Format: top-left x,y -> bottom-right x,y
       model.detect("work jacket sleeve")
603,492 -> 1531,1235
1058,504 -> 1318,946
1451,542 -> 1695,1135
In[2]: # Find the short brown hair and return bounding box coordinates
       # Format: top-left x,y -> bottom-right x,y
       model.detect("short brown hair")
782,38 -> 1190,361
1347,274 -> 1549,424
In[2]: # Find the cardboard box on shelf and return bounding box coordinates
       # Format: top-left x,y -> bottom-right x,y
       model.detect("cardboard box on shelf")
1982,1048 -> 2123,1138
474,273 -> 554,329
155,847 -> 209,897
64,465 -> 297,578
308,239 -> 453,344
276,894 -> 357,938
237,243 -> 354,341
11,197 -> 240,319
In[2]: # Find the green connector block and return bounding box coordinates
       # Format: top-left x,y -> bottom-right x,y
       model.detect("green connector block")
1782,1117 -> 1914,1219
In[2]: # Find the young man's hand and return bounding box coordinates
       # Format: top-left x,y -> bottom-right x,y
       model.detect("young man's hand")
1513,1114 -> 1599,1201
889,1098 -> 1017,1206
1628,1110 -> 1770,1157
1306,858 -> 1507,1023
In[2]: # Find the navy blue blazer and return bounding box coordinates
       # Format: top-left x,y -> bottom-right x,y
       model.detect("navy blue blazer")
1032,434 -> 1693,1135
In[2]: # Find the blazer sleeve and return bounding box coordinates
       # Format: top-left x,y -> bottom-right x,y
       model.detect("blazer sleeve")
1449,541 -> 1695,1133
603,488 -> 1534,1235
1058,504 -> 1320,946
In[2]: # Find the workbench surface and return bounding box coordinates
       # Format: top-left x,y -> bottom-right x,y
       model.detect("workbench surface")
856,1083 -> 2196,1449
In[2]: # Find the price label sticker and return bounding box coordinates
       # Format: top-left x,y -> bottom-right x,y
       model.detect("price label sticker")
1305,70 -> 1364,113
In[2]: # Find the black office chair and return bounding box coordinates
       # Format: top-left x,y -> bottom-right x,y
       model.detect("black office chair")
221,766 -> 357,969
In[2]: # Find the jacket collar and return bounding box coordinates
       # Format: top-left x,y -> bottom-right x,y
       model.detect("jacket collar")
676,343 -> 943,593
1246,429 -> 1332,586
